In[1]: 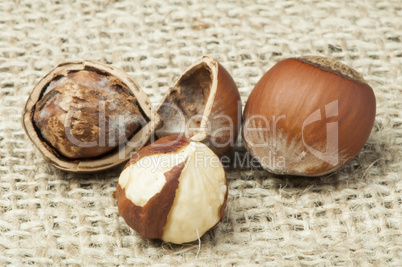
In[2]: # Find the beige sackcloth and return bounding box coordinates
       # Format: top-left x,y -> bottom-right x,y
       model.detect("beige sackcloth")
1,0 -> 401,266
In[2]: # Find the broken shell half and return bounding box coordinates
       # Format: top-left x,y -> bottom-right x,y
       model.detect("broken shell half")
156,56 -> 241,157
114,135 -> 228,244
22,60 -> 162,173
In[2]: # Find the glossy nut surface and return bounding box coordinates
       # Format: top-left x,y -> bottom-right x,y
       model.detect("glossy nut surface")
242,56 -> 376,176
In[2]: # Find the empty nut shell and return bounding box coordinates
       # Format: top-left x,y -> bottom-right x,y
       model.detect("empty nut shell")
156,56 -> 241,156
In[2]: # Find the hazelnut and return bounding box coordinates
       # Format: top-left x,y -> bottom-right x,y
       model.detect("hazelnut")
242,56 -> 376,176
22,60 -> 162,173
114,135 -> 228,244
156,56 -> 241,156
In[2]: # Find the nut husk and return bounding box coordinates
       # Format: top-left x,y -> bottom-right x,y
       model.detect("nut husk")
22,60 -> 161,173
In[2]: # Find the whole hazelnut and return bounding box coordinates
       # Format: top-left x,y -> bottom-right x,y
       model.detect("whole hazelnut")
242,56 -> 376,176
156,56 -> 241,156
114,135 -> 228,244
22,60 -> 161,173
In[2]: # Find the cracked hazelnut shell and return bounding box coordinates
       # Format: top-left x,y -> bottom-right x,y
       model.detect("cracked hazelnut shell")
242,56 -> 376,176
22,60 -> 161,173
114,135 -> 228,244
156,56 -> 241,156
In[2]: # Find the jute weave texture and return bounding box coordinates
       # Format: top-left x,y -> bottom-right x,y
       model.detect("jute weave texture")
0,0 -> 401,266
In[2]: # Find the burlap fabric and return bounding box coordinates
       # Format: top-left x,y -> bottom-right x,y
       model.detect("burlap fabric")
1,0 -> 401,266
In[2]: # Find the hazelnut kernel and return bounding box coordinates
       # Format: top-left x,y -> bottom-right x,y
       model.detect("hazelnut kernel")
33,70 -> 147,159
114,135 -> 228,244
22,60 -> 161,173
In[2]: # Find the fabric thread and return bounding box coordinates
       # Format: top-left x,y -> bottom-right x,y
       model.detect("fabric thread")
0,0 -> 401,265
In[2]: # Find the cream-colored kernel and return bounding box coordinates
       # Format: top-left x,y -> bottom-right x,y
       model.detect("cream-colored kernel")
118,147 -> 188,207
162,142 -> 226,244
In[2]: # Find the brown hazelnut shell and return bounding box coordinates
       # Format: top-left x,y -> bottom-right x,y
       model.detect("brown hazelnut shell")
242,56 -> 376,176
156,56 -> 241,156
22,60 -> 162,173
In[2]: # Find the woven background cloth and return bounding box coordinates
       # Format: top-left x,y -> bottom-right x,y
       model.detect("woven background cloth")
1,0 -> 401,265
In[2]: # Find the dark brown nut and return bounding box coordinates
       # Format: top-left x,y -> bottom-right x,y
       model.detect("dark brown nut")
22,60 -> 162,173
34,70 -> 146,159
156,56 -> 241,156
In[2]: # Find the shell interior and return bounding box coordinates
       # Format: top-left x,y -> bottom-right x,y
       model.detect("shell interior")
156,59 -> 216,140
